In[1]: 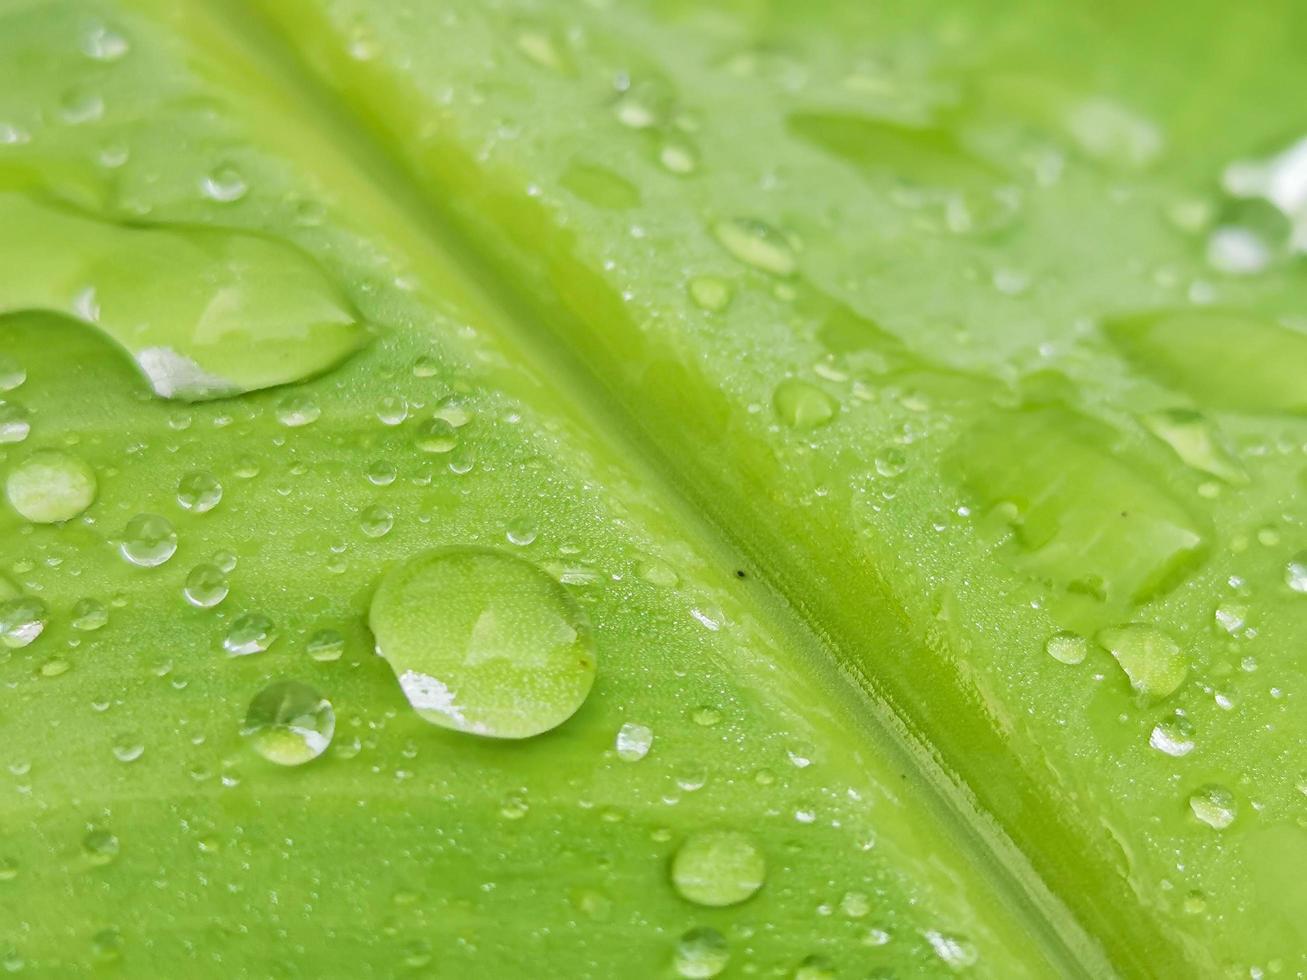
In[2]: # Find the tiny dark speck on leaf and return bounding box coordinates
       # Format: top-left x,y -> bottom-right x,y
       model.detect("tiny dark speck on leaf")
735,569 -> 747,579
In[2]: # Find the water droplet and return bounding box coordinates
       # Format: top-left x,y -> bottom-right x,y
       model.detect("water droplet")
0,858 -> 17,882
366,459 -> 397,486
569,887 -> 613,921
1141,409 -> 1246,484
713,218 -> 798,276
71,598 -> 107,631
691,706 -> 721,727
499,791 -> 529,820
200,164 -> 247,203
412,355 -> 439,378
794,954 -> 836,980
615,722 -> 653,761
90,928 -> 122,963
1214,601 -> 1248,636
370,548 -> 597,739
177,471 -> 222,513
874,448 -> 907,478
183,564 -> 228,608
688,276 -> 732,313
1285,551 -> 1307,593
1064,97 -> 1163,170
306,628 -> 345,663
614,78 -> 673,130
1149,714 -> 1195,757
0,357 -> 24,392
1096,624 -> 1188,702
0,403 -> 31,444
415,418 -> 458,454
276,395 -> 320,428
773,380 -> 837,429
82,827 -> 119,866
376,395 -> 408,426
673,927 -> 729,979
1188,784 -> 1237,829
840,891 -> 871,918
120,514 -> 177,567
59,87 -> 104,124
83,25 -> 129,61
359,505 -> 394,538
659,139 -> 699,175
224,612 -> 277,656
0,597 -> 47,649
506,518 -> 537,547
243,681 -> 335,766
1207,225 -> 1272,276
4,451 -> 96,523
670,830 -> 765,907
112,738 -> 144,763
923,930 -> 978,969
1045,631 -> 1088,665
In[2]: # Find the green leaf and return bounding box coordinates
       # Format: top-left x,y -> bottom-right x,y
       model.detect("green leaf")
2,0 -> 1306,977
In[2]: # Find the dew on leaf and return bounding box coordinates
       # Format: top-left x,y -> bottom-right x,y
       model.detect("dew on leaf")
0,402 -> 31,444
615,722 -> 653,761
0,597 -> 47,649
177,471 -> 222,513
276,395 -> 321,427
1188,784 -> 1237,829
5,451 -> 96,523
359,505 -> 394,538
673,927 -> 729,979
243,681 -> 335,766
923,930 -> 979,969
224,612 -> 277,656
82,827 -> 119,866
1096,624 -> 1187,702
671,830 -> 766,906
70,598 -> 107,631
415,418 -> 458,454
119,514 -> 177,567
200,164 -> 248,203
0,356 -> 24,391
1044,631 -> 1088,665
183,564 -> 228,608
306,628 -> 345,662
369,547 -> 597,739
712,218 -> 798,276
688,276 -> 732,312
774,380 -> 838,429
1149,715 -> 1195,757
794,954 -> 836,980
1285,552 -> 1307,593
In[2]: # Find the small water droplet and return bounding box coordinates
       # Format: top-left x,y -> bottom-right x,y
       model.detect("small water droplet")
673,927 -> 729,979
82,25 -> 129,61
176,471 -> 223,513
59,87 -> 105,124
1188,784 -> 1237,829
687,276 -> 733,313
615,722 -> 653,761
613,78 -> 673,130
376,395 -> 408,426
359,505 -> 394,538
0,403 -> 31,444
670,830 -> 766,907
82,827 -> 119,866
90,928 -> 123,963
923,930 -> 978,969
0,597 -> 47,649
659,139 -> 699,175
691,706 -> 721,727
1285,551 -> 1307,593
243,680 -> 335,766
1045,631 -> 1088,665
183,563 -> 228,608
370,548 -> 597,739
840,891 -> 871,918
119,514 -> 177,567
224,612 -> 277,656
412,355 -> 439,378
71,598 -> 108,631
0,357 -> 24,392
506,518 -> 537,547
415,418 -> 458,454
712,218 -> 798,276
773,380 -> 837,429
306,628 -> 345,663
200,164 -> 248,203
794,954 -> 836,980
111,738 -> 144,763
1149,714 -> 1195,757
874,448 -> 907,478
276,395 -> 320,428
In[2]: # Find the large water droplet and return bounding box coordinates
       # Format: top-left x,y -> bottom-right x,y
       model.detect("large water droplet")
243,681 -> 335,766
4,451 -> 96,523
673,927 -> 729,979
119,514 -> 177,567
1188,784 -> 1237,829
306,628 -> 345,663
370,548 -> 597,739
773,380 -> 838,430
712,218 -> 798,276
0,596 -> 47,649
1044,631 -> 1088,665
276,395 -> 320,428
1096,624 -> 1188,703
1149,714 -> 1195,757
670,830 -> 766,907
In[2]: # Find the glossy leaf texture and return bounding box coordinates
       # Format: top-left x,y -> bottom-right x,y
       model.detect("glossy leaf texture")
2,0 -> 1306,977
